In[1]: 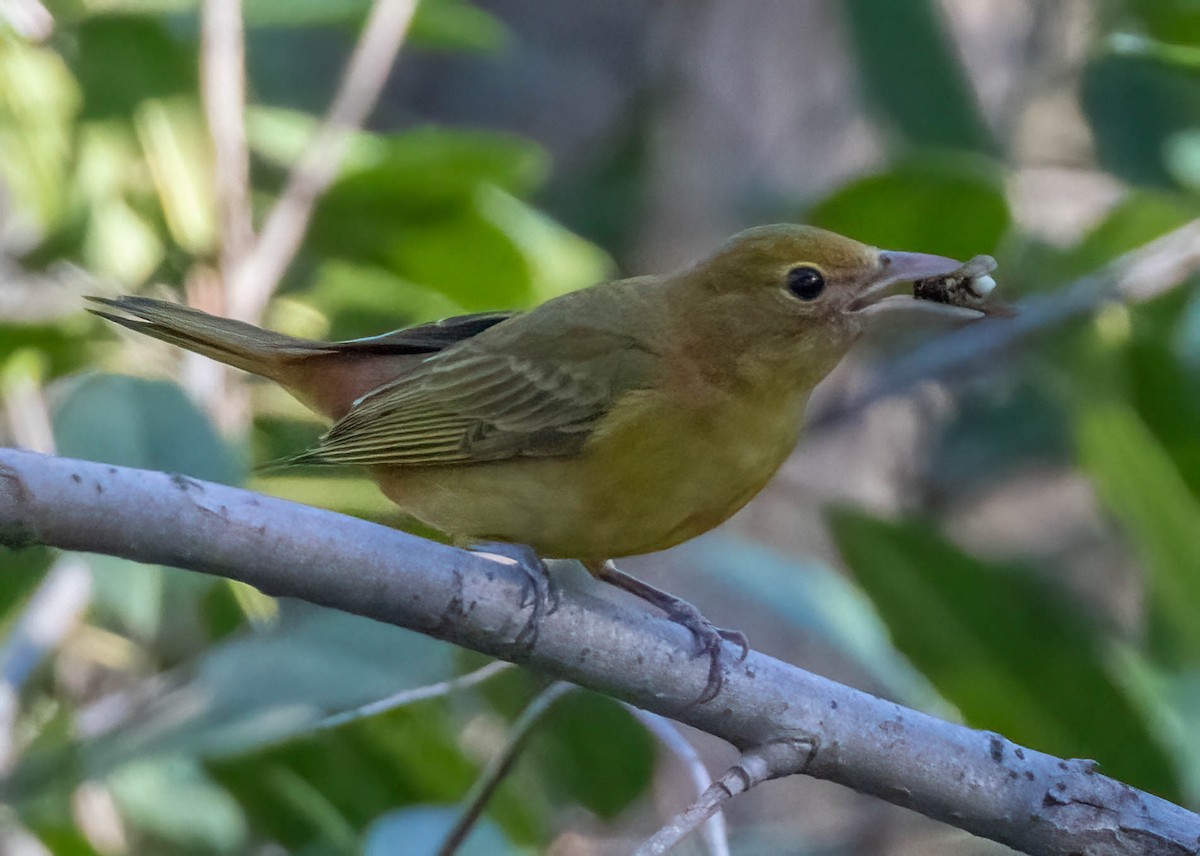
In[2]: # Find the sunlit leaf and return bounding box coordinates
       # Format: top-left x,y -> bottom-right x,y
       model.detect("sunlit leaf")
1124,0 -> 1200,47
133,97 -> 216,255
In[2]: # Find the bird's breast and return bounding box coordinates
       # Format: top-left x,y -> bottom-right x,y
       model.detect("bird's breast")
375,379 -> 808,560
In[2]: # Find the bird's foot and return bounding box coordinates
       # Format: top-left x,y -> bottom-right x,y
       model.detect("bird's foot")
590,560 -> 749,705
472,542 -> 558,654
659,597 -> 749,704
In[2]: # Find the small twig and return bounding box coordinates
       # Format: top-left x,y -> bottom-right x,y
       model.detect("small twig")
635,738 -> 816,856
636,739 -> 815,856
200,0 -> 254,284
316,660 -> 513,730
436,681 -> 575,856
228,0 -> 418,323
0,0 -> 53,41
628,708 -> 730,856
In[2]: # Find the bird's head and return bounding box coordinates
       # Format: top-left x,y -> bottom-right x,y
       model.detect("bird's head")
672,224 -> 985,389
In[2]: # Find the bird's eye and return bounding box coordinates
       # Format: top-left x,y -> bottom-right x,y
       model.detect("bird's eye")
785,266 -> 825,301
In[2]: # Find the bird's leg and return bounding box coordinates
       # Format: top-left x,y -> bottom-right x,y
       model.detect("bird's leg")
471,542 -> 559,653
586,560 -> 748,704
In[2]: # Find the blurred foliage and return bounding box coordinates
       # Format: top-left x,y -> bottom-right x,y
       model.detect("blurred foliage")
1,0 -> 1200,853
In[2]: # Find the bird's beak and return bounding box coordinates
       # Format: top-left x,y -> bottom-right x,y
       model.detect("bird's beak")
849,250 -> 985,320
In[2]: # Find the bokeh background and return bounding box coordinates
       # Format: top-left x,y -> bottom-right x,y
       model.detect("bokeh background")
2,0 -> 1200,853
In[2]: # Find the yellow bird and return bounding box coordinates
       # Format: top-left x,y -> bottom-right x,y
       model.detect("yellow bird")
91,224 -> 987,701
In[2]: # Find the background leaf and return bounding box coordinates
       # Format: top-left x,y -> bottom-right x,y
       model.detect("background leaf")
831,510 -> 1180,799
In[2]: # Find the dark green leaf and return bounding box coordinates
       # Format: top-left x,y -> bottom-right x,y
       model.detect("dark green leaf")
831,510 -> 1180,799
1075,399 -> 1200,664
841,0 -> 992,152
73,17 -> 196,120
535,691 -> 654,819
1082,55 -> 1200,189
1125,0 -> 1200,47
807,155 -> 1009,259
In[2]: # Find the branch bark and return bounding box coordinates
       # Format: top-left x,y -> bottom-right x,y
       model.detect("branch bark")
1,448 -> 1198,856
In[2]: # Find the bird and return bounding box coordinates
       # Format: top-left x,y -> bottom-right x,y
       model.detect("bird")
89,224 -> 990,702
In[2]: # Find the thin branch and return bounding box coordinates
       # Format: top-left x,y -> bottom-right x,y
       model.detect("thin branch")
635,739 -> 814,856
316,660 -> 513,730
227,0 -> 418,323
0,0 -> 53,41
200,0 -> 254,283
2,449 -> 1199,855
436,681 -> 575,856
628,708 -> 730,856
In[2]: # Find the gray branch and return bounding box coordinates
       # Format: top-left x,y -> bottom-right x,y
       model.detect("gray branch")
1,447 -> 1198,855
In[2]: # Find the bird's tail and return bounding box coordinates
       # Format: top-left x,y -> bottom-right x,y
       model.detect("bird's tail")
86,295 -> 329,383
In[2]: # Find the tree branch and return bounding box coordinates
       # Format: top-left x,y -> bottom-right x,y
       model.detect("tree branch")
201,0 -> 254,281
1,448 -> 1198,856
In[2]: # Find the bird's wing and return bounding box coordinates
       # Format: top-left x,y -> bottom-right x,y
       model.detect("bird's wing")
297,323 -> 657,467
328,311 -> 518,355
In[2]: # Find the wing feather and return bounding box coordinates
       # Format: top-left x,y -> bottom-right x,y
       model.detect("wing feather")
302,328 -> 655,467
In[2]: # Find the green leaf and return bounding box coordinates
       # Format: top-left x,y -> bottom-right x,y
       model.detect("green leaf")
841,0 -> 992,152
51,373 -> 243,641
1124,329 -> 1200,504
807,154 -> 1010,260
52,373 -> 240,482
1075,399 -> 1200,663
535,691 -> 654,819
251,116 -> 547,212
205,665 -> 542,851
133,97 -> 216,255
1082,55 -> 1200,189
363,806 -> 515,856
106,755 -> 247,854
72,16 -> 196,120
685,536 -> 944,710
407,0 -> 508,52
831,510 -> 1180,799
384,203 -> 533,309
85,603 -> 458,765
1124,0 -> 1200,47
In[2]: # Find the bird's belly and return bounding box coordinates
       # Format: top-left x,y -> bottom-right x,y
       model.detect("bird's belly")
374,388 -> 804,559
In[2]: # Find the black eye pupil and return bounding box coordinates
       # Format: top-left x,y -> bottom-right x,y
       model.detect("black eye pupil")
787,266 -> 825,300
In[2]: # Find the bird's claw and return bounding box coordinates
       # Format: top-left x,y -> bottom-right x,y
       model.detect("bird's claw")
661,599 -> 747,704
472,542 -> 558,654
